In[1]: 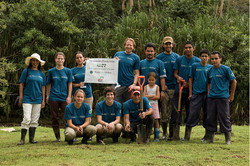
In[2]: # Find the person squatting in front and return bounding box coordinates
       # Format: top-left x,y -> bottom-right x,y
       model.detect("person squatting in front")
95,86 -> 123,143
64,89 -> 97,145
123,87 -> 154,144
18,53 -> 46,145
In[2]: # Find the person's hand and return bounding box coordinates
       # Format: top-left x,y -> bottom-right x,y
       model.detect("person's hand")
139,112 -> 146,119
176,76 -> 183,83
18,97 -> 23,107
106,123 -> 114,134
228,95 -> 234,103
188,95 -> 192,100
114,57 -> 120,61
125,124 -> 130,132
79,82 -> 85,87
76,126 -> 83,135
184,82 -> 189,88
41,101 -> 45,109
128,84 -> 136,92
46,96 -> 49,105
160,91 -> 165,102
66,97 -> 71,105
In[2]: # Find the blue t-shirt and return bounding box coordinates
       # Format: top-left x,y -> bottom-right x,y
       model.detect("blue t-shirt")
156,52 -> 179,89
189,63 -> 213,94
114,51 -> 140,86
64,102 -> 92,127
207,65 -> 236,99
19,68 -> 46,104
123,97 -> 152,122
71,66 -> 93,98
173,55 -> 201,93
95,100 -> 121,123
47,67 -> 73,101
140,58 -> 166,86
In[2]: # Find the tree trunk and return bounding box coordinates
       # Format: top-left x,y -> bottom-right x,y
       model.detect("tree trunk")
219,0 -> 224,18
227,0 -> 231,13
138,0 -> 141,12
130,0 -> 133,8
149,0 -> 152,8
122,0 -> 125,11
152,0 -> 155,8
215,4 -> 219,17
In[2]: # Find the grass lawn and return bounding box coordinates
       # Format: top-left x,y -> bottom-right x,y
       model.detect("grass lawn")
0,125 -> 248,166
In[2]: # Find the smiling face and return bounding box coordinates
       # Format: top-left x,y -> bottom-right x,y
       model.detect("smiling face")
55,54 -> 65,66
105,92 -> 114,105
145,47 -> 156,60
163,42 -> 173,54
211,53 -> 222,68
75,53 -> 85,66
74,91 -> 85,105
148,75 -> 156,86
184,44 -> 195,57
132,92 -> 140,104
200,53 -> 210,65
124,40 -> 134,54
30,58 -> 40,69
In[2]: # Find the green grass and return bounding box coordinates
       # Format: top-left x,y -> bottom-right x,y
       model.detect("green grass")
0,125 -> 248,166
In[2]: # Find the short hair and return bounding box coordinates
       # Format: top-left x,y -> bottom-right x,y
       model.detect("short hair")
103,86 -> 116,96
124,38 -> 136,47
144,42 -> 156,50
74,89 -> 85,97
147,72 -> 157,79
76,51 -> 84,57
211,51 -> 222,58
55,52 -> 65,59
199,49 -> 210,56
184,41 -> 195,48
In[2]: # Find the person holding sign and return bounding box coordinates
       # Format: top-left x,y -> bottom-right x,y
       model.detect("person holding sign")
71,51 -> 93,109
114,38 -> 140,104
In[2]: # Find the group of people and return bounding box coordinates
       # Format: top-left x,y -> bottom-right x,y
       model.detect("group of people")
17,36 -> 236,146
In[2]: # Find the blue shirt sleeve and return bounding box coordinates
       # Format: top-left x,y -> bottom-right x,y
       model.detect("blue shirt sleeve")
95,103 -> 102,116
18,69 -> 28,83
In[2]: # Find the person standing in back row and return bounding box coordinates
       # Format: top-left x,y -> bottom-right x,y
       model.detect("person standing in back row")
46,52 -> 73,142
156,36 -> 179,140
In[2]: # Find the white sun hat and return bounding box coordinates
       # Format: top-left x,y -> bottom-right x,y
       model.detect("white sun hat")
25,53 -> 46,66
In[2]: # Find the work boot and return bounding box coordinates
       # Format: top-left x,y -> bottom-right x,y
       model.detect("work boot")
202,130 -> 214,143
81,137 -> 88,144
112,132 -> 121,143
53,127 -> 61,142
201,129 -> 209,142
68,140 -> 73,145
182,126 -> 192,141
225,132 -> 231,145
29,127 -> 38,143
18,129 -> 27,145
173,124 -> 180,141
129,132 -> 136,143
167,125 -> 174,141
161,122 -> 168,140
96,135 -> 103,143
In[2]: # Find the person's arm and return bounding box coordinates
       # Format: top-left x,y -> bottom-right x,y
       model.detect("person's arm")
207,83 -> 211,95
41,86 -> 45,109
174,69 -> 183,83
229,79 -> 237,102
80,117 -> 91,129
160,77 -> 166,101
144,85 -> 160,100
124,114 -> 130,132
110,116 -> 121,126
140,107 -> 153,119
97,115 -> 108,126
188,77 -> 193,100
66,82 -> 72,104
46,83 -> 51,105
67,119 -> 81,134
129,69 -> 139,90
18,83 -> 24,107
72,82 -> 85,88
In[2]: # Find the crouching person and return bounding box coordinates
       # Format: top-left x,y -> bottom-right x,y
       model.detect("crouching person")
95,86 -> 123,143
64,89 -> 97,145
123,87 -> 154,144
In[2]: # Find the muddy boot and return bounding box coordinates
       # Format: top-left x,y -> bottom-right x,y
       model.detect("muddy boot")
182,126 -> 192,141
81,136 -> 88,144
29,127 -> 38,143
18,129 -> 27,145
53,127 -> 61,142
129,132 -> 136,143
167,125 -> 174,141
96,135 -> 103,143
203,130 -> 214,143
173,124 -> 180,141
112,132 -> 121,143
225,132 -> 231,145
161,122 -> 168,140
201,129 -> 209,142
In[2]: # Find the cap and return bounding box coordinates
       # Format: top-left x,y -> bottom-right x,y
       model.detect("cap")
163,36 -> 173,44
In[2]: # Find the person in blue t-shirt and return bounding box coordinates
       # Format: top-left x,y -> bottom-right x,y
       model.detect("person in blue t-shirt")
64,89 -> 97,145
46,52 -> 73,142
171,41 -> 201,140
182,49 -> 212,141
95,86 -> 122,143
140,42 -> 166,88
205,51 -> 236,145
114,38 -> 140,104
71,51 -> 93,109
123,87 -> 154,143
18,53 -> 46,145
156,36 -> 179,140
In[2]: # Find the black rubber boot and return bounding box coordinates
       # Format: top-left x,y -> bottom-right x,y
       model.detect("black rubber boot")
129,132 -> 136,143
112,132 -> 121,143
225,132 -> 231,145
201,129 -> 209,142
183,126 -> 192,141
81,136 -> 88,144
167,125 -> 174,141
173,124 -> 180,141
96,135 -> 103,143
203,130 -> 214,143
29,127 -> 38,143
18,129 -> 27,145
53,127 -> 61,142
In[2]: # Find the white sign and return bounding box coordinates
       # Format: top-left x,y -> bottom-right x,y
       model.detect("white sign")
85,58 -> 118,84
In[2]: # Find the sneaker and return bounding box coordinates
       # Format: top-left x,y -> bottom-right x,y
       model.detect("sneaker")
154,138 -> 160,142
73,138 -> 78,142
88,137 -> 92,141
161,135 -> 167,140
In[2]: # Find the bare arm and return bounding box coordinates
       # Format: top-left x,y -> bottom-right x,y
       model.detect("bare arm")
229,79 -> 237,102
129,69 -> 139,91
124,114 -> 130,132
46,83 -> 51,105
41,86 -> 45,109
66,82 -> 72,104
97,115 -> 108,126
207,83 -> 211,95
188,77 -> 193,100
18,83 -> 24,107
